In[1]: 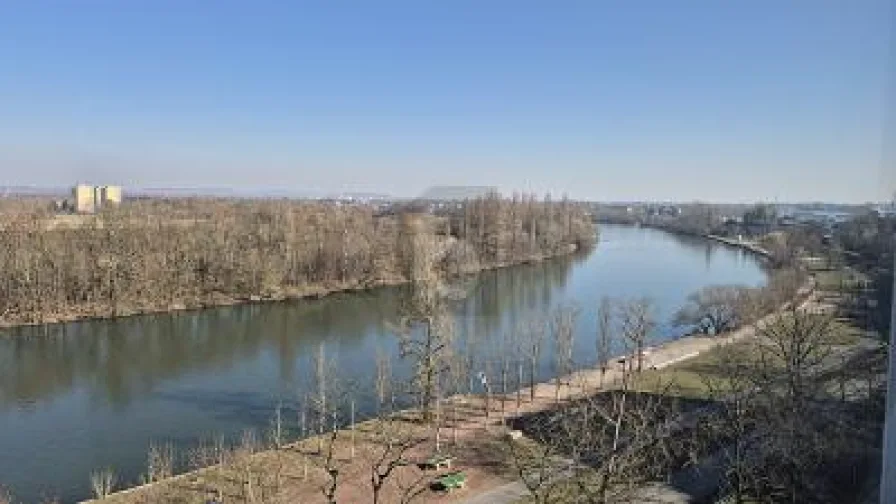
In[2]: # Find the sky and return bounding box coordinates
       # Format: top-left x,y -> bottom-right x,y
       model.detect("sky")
0,1 -> 893,202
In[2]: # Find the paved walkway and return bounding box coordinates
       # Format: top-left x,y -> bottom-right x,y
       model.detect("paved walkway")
461,481 -> 529,504
460,477 -> 694,504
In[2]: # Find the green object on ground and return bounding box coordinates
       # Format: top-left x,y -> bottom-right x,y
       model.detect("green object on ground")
433,470 -> 467,491
423,453 -> 454,470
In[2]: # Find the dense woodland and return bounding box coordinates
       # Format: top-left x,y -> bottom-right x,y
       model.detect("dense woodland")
0,195 -> 595,326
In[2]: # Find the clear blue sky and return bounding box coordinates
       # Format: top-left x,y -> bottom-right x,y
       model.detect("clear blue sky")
0,1 -> 892,202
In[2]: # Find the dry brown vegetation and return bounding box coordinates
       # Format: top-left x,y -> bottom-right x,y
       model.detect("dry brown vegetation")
0,195 -> 594,327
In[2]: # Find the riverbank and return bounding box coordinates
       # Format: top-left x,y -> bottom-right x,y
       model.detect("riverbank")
0,245 -> 586,332
0,277 -> 395,331
0,198 -> 597,333
85,276 -> 814,504
594,217 -> 772,260
705,234 -> 772,259
1,225 -> 768,334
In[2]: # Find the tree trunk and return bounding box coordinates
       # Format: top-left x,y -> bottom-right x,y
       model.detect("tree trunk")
529,357 -> 537,401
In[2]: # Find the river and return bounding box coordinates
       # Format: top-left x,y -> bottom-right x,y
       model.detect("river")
0,224 -> 766,503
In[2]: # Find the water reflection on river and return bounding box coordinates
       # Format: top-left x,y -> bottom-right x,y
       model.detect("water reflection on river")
0,225 -> 765,502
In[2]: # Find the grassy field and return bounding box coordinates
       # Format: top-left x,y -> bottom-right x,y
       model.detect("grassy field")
814,268 -> 869,292
632,315 -> 868,401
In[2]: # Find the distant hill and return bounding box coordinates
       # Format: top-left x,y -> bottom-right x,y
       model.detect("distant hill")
420,186 -> 499,200
0,186 -> 67,197
128,187 -> 325,199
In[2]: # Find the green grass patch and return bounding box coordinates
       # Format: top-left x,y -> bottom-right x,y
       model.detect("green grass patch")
632,342 -> 759,400
825,318 -> 866,346
814,268 -> 868,292
633,316 -> 869,400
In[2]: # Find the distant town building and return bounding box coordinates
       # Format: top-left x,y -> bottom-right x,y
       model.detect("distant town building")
73,184 -> 96,213
873,203 -> 896,218
71,184 -> 123,213
98,185 -> 122,206
645,204 -> 681,217
420,186 -> 499,201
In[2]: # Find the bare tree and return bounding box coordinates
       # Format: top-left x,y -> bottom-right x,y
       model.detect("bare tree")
394,214 -> 454,423
674,285 -> 750,335
505,376 -> 680,504
269,402 -> 284,450
552,306 -> 577,403
265,403 -> 286,494
319,419 -> 341,504
505,430 -> 567,504
89,468 -> 117,500
368,412 -> 428,504
307,350 -> 353,504
350,398 -> 358,459
375,346 -> 393,413
146,442 -> 175,483
232,429 -> 260,504
596,297 -> 614,388
753,308 -> 836,414
697,345 -> 763,504
186,435 -> 230,499
480,358 -> 494,425
298,393 -> 308,439
0,486 -> 12,504
449,353 -> 467,444
569,387 -> 677,503
313,343 -> 330,454
618,299 -> 655,373
500,332 -> 512,422
313,382 -> 356,501
693,307 -> 863,504
749,311 -> 845,501
516,355 -> 525,412
523,316 -> 546,401
764,267 -> 809,310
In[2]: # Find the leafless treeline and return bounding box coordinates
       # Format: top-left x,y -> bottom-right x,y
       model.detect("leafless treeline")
506,297 -> 883,503
0,195 -> 594,326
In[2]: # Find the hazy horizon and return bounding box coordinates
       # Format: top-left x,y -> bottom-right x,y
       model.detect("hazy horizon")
1,1 -> 894,203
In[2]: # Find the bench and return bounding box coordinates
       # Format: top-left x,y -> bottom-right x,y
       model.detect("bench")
431,471 -> 467,492
420,453 -> 454,471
